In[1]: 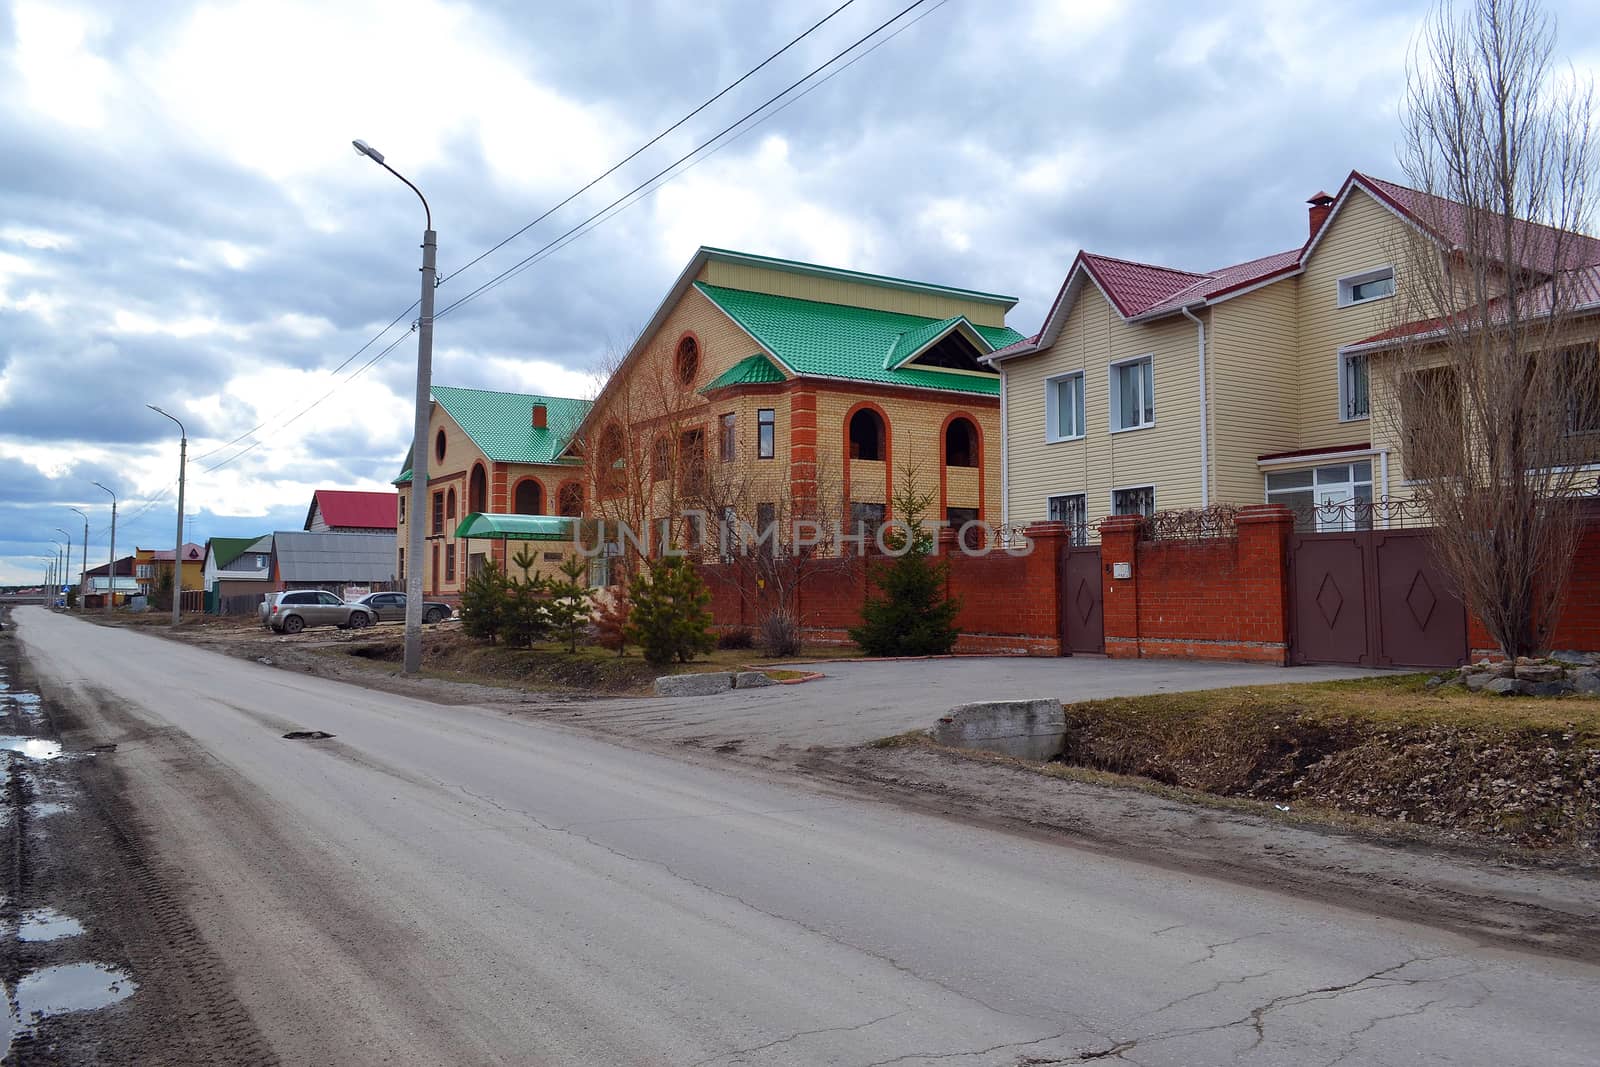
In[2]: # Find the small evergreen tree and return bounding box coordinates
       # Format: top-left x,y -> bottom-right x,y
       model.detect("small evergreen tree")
849,467 -> 960,656
546,554 -> 592,653
626,557 -> 716,668
500,547 -> 551,649
592,585 -> 632,656
461,560 -> 509,644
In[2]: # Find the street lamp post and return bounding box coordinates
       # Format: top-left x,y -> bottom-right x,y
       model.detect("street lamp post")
47,539 -> 65,608
148,406 -> 188,626
69,507 -> 88,609
353,138 -> 434,676
55,528 -> 72,610
93,481 -> 117,613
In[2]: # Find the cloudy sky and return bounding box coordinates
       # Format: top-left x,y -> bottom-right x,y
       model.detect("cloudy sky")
3,0 -> 1598,585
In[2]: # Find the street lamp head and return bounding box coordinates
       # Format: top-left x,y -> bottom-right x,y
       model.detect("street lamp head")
352,139 -> 385,165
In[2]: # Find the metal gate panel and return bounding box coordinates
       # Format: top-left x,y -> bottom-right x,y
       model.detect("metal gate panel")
1289,534 -> 1371,666
1371,531 -> 1468,668
1289,528 -> 1468,669
1059,545 -> 1104,655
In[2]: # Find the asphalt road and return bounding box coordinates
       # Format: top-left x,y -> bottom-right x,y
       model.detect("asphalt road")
566,656 -> 1385,752
16,608 -> 1600,1066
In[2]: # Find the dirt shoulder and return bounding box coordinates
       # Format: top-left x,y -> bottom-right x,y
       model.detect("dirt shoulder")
0,609 -> 273,1065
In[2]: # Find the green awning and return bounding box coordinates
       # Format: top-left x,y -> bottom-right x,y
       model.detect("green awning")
453,512 -> 574,541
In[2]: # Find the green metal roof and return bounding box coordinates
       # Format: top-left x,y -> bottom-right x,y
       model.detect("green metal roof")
433,386 -> 591,466
693,282 -> 1020,396
454,512 -> 574,541
210,535 -> 267,569
698,353 -> 787,393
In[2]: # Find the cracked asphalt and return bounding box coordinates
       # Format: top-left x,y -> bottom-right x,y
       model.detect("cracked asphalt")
16,608 -> 1600,1065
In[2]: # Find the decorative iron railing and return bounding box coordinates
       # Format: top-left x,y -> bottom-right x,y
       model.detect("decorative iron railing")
1137,504 -> 1240,542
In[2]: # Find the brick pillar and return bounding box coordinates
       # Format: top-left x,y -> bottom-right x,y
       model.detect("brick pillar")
1021,521 -> 1071,656
790,387 -> 818,516
491,465 -> 509,514
1099,515 -> 1142,659
1235,504 -> 1295,664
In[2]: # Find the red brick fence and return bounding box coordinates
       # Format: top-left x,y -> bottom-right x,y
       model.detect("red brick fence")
698,503 -> 1599,664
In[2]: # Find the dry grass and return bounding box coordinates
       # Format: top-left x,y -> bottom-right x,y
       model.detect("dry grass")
1057,675 -> 1600,848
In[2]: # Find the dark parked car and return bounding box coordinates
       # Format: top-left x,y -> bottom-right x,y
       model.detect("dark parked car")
351,592 -> 453,625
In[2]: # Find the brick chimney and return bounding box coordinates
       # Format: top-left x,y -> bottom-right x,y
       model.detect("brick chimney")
531,402 -> 547,429
1307,191 -> 1335,239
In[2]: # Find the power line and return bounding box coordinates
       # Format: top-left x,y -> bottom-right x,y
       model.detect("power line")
184,2 -> 859,471
436,0 -> 954,312
202,327 -> 416,474
442,0 -> 858,287
434,0 -> 936,322
191,302 -> 420,462
180,0 -> 940,480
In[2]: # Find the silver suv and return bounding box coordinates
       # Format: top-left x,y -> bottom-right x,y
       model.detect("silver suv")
260,590 -> 375,634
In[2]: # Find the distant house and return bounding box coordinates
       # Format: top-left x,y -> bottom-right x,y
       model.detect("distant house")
134,543 -> 205,595
82,556 -> 138,607
202,535 -> 273,611
269,531 -> 397,600
304,489 -> 400,534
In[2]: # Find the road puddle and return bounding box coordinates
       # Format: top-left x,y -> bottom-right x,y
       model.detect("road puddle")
2,963 -> 137,1054
18,908 -> 84,943
0,737 -> 61,760
28,802 -> 70,818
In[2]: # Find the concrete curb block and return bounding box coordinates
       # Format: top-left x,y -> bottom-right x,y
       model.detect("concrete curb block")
930,699 -> 1066,761
654,672 -> 734,697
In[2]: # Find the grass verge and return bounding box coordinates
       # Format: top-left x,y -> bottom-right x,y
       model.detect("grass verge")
1057,675 -> 1600,849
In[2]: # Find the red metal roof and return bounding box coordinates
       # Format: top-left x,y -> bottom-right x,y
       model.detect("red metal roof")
1258,442 -> 1372,462
1348,263 -> 1600,351
309,489 -> 399,530
1079,253 -> 1206,318
1354,172 -> 1600,272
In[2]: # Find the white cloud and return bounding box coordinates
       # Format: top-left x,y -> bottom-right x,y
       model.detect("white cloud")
653,135 -> 875,270
9,2 -> 119,129
0,226 -> 74,250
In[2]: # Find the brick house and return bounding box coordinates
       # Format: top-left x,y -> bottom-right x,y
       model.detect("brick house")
577,246 -> 1025,554
395,385 -> 591,599
988,170 -> 1600,533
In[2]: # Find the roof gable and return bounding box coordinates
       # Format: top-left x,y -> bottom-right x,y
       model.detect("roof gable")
693,281 -> 1015,396
307,490 -> 398,530
698,353 -> 788,394
430,386 -> 591,466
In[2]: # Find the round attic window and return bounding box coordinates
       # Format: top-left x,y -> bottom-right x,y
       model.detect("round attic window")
675,336 -> 699,386
434,429 -> 447,463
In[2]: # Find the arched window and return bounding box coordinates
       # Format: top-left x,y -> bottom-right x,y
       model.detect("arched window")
944,417 -> 978,467
848,408 -> 886,461
675,335 -> 699,386
469,464 -> 488,513
514,479 -> 543,515
558,481 -> 583,517
434,429 -> 447,463
446,488 -> 457,520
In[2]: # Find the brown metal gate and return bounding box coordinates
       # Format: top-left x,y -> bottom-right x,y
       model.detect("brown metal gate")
1058,545 -> 1104,655
1289,528 -> 1467,668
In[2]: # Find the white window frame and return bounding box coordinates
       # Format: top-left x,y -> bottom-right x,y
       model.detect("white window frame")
1108,355 -> 1155,433
1337,265 -> 1395,308
1337,346 -> 1370,422
1046,492 -> 1089,545
1044,371 -> 1086,443
1110,484 -> 1156,517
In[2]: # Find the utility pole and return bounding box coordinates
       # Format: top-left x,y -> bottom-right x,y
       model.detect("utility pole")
149,406 -> 188,626
353,138 -> 434,676
70,507 -> 88,609
94,482 -> 117,613
55,528 -> 72,610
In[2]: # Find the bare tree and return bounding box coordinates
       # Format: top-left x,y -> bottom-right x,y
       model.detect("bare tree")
686,449 -> 850,656
1385,0 -> 1600,657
